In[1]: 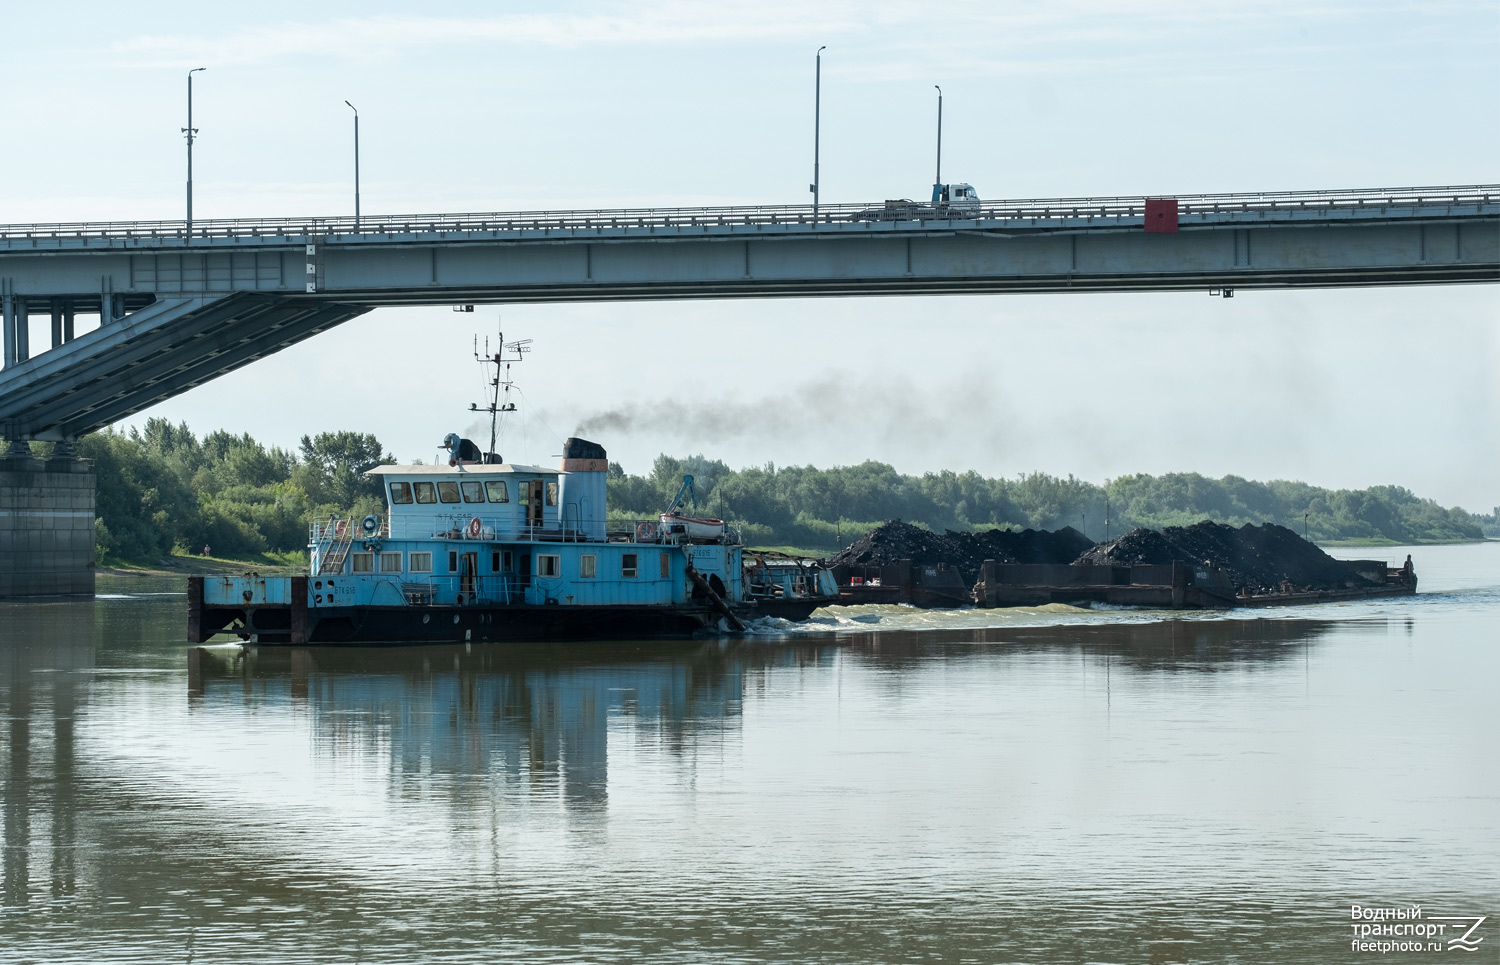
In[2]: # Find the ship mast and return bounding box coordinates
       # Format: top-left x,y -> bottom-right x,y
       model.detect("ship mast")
470,325 -> 530,462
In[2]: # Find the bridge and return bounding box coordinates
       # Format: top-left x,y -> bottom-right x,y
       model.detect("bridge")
0,183 -> 1496,598
1,183 -> 1495,442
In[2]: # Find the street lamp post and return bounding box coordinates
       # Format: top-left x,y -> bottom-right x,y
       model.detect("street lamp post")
344,100 -> 360,227
932,85 -> 943,204
811,46 -> 826,220
183,67 -> 206,243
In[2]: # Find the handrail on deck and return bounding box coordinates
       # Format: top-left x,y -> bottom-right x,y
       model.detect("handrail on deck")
1,184 -> 1493,242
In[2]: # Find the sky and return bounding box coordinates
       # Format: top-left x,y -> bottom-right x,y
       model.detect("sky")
3,1 -> 1497,516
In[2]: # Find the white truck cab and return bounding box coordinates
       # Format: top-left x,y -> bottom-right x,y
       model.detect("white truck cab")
931,182 -> 980,212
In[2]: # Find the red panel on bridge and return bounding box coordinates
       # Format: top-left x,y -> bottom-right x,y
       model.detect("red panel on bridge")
1144,198 -> 1179,233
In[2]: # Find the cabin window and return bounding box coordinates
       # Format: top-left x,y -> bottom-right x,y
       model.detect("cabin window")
414,482 -> 436,504
409,552 -> 433,573
537,554 -> 561,577
389,482 -> 413,505
485,480 -> 509,502
437,481 -> 461,503
545,482 -> 558,506
502,550 -> 513,572
461,480 -> 485,503
351,552 -> 374,573
580,554 -> 597,579
448,551 -> 458,572
379,552 -> 403,573
622,553 -> 638,579
660,552 -> 670,578
492,552 -> 500,572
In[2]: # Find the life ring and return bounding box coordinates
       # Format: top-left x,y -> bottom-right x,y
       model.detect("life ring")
636,521 -> 657,541
361,514 -> 380,535
334,519 -> 348,537
467,516 -> 483,539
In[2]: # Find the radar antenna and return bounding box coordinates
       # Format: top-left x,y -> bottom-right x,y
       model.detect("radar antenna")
469,323 -> 531,463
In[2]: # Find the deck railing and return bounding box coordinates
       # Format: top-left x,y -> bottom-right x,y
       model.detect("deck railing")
3,184 -> 1493,242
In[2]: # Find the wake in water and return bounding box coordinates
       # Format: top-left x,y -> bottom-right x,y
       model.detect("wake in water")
742,582 -> 1500,637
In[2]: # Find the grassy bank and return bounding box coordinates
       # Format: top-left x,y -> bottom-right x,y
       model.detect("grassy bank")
100,550 -> 306,578
1316,537 -> 1492,549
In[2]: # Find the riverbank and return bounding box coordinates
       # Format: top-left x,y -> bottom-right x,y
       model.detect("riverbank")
1317,537 -> 1494,548
100,551 -> 304,578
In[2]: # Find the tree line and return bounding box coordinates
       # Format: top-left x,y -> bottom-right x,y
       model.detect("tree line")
6,420 -> 392,563
606,454 -> 1490,550
3,422 -> 1490,563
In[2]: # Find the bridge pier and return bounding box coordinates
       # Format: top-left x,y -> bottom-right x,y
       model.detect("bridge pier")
0,445 -> 95,599
1,282 -> 27,366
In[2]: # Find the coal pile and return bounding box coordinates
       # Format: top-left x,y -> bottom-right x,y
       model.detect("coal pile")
978,525 -> 1095,566
830,521 -> 1095,582
1074,520 -> 1372,593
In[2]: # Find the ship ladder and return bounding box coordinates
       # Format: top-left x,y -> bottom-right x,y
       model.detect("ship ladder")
318,515 -> 357,575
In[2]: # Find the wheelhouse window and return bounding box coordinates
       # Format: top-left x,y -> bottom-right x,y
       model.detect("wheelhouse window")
437,481 -> 461,503
351,552 -> 374,573
461,480 -> 485,503
485,480 -> 509,503
389,482 -> 413,505
378,552 -> 403,573
409,552 -> 433,574
537,554 -> 561,577
580,554 -> 597,579
545,482 -> 559,506
622,553 -> 638,579
414,482 -> 437,504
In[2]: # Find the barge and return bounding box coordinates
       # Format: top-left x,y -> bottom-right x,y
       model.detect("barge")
971,557 -> 1417,609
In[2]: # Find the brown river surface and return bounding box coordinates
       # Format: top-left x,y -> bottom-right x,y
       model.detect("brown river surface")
2,542 -> 1497,963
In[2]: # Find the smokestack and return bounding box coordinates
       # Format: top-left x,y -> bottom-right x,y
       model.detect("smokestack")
558,437 -> 608,542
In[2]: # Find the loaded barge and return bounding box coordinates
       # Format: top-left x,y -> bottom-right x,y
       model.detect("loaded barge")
829,557 -> 1417,610
970,558 -> 1417,609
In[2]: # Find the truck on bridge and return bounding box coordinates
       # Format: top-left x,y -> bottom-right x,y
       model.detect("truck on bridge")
852,182 -> 982,221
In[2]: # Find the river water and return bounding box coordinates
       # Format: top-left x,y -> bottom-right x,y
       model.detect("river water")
1,543 -> 1496,963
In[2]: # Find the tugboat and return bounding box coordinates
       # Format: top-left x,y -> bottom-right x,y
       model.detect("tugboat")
187,336 -> 752,644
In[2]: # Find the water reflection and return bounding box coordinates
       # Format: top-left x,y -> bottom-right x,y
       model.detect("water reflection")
178,620 -> 1348,818
188,641 -> 840,812
842,615 -> 1343,669
1,604 -> 94,907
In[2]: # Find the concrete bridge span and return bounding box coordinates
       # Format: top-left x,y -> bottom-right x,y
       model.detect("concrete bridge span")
2,183 -> 1495,442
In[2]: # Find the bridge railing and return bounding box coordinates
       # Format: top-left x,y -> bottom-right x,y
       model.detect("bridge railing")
0,184 -> 1493,242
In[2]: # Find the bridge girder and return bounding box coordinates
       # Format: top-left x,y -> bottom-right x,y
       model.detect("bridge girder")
1,187 -> 1496,440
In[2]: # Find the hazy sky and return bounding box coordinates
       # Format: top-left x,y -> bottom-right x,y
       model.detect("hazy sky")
4,1 -> 1497,513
